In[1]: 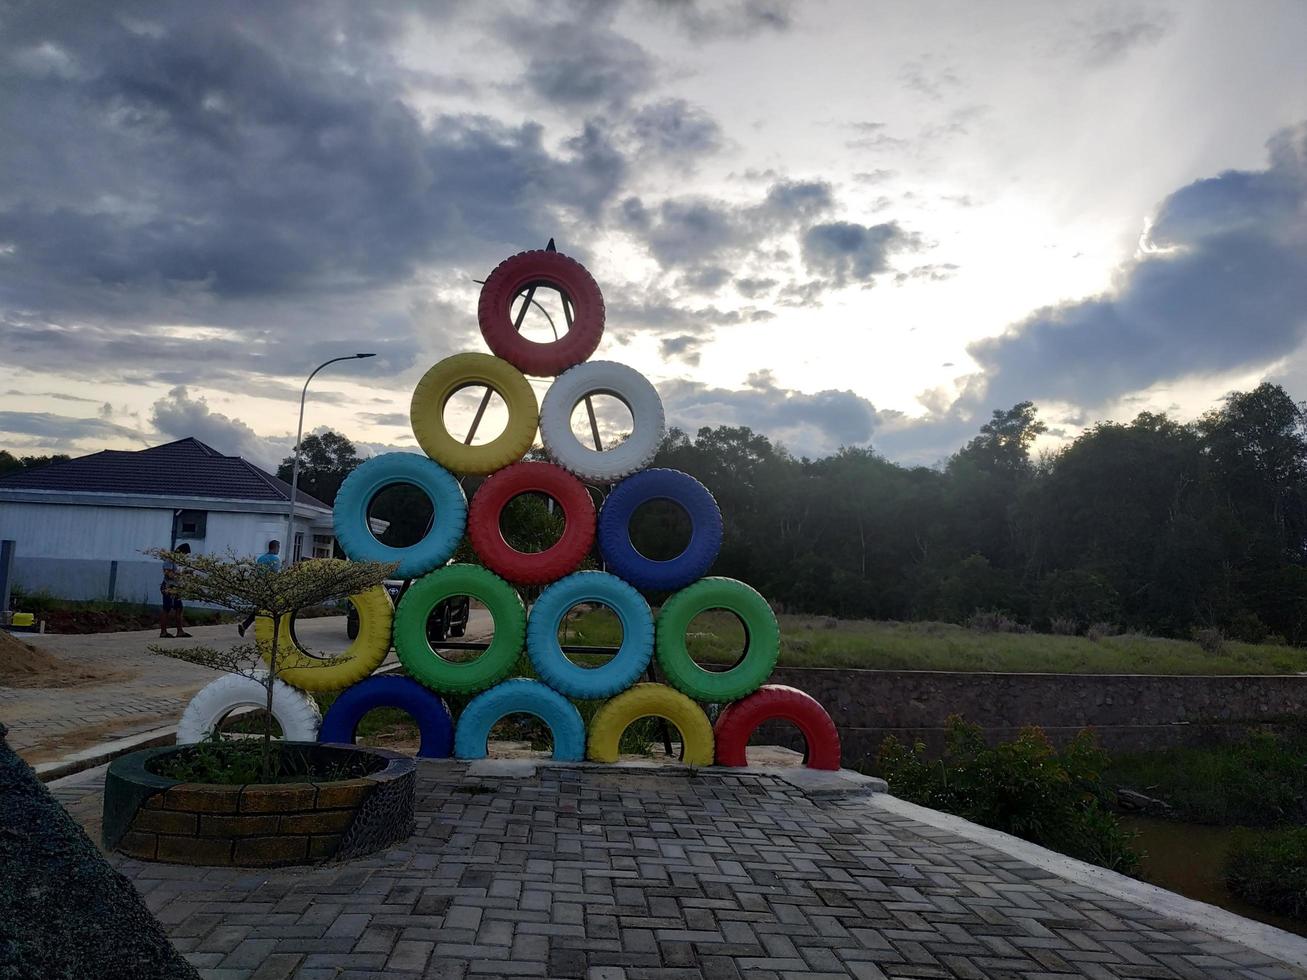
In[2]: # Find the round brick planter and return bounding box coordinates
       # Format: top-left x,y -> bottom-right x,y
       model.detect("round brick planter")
102,742 -> 415,867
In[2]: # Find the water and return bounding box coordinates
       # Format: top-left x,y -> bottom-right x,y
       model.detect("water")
1120,814 -> 1306,938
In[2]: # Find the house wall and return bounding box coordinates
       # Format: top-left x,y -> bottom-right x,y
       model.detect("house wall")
0,500 -> 327,603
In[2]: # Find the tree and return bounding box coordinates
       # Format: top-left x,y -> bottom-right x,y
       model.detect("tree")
147,551 -> 395,780
276,431 -> 361,505
0,451 -> 71,475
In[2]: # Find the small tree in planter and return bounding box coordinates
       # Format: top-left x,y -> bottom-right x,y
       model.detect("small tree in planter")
146,550 -> 395,781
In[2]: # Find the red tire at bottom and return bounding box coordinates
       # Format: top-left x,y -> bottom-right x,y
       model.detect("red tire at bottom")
713,685 -> 841,771
467,461 -> 596,585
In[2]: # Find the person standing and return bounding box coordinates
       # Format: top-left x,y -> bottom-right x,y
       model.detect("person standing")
237,539 -> 281,637
158,543 -> 192,638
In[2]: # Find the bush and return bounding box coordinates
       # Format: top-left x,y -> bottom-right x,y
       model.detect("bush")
1193,627 -> 1226,654
965,609 -> 1025,633
1035,569 -> 1121,630
1105,729 -> 1307,826
1050,616 -> 1079,636
878,716 -> 1139,875
1226,827 -> 1307,919
1086,622 -> 1119,642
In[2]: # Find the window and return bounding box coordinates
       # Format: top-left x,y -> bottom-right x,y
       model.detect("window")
293,532 -> 304,562
312,534 -> 333,559
175,510 -> 207,540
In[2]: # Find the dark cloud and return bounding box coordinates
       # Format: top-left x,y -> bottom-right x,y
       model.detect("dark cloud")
356,412 -> 411,427
968,123 -> 1307,410
619,178 -> 833,272
734,277 -> 777,299
629,98 -> 723,162
678,266 -> 732,294
659,369 -> 884,457
652,0 -> 794,40
1080,13 -> 1171,67
659,334 -> 703,366
497,15 -> 655,110
0,1 -> 626,389
896,262 -> 959,283
0,411 -> 145,448
801,221 -> 921,286
607,293 -> 774,354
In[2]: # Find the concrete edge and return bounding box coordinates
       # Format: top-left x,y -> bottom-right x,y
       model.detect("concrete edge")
34,726 -> 179,783
863,792 -> 1307,971
456,757 -> 888,800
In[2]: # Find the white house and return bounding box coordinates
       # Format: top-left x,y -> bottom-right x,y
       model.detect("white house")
0,437 -> 336,603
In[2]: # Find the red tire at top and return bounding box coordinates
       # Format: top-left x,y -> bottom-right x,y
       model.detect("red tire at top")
477,250 -> 605,376
713,685 -> 841,771
467,462 -> 596,586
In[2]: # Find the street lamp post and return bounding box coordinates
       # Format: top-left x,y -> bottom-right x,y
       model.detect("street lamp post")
283,353 -> 376,562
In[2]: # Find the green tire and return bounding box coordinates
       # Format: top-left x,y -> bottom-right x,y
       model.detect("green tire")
395,564 -> 525,695
654,577 -> 780,702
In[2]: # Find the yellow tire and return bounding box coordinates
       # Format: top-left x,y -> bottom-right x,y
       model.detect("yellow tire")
410,353 -> 538,475
586,683 -> 714,765
257,586 -> 393,692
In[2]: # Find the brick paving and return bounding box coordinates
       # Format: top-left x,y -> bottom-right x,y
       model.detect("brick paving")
2,614 -> 490,764
67,761 -> 1305,979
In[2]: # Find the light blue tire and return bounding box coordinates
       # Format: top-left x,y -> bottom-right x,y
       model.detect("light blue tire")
333,453 -> 466,579
527,571 -> 653,699
454,679 -> 586,762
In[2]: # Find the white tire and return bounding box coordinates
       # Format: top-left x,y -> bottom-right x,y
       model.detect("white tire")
539,361 -> 665,483
176,672 -> 322,744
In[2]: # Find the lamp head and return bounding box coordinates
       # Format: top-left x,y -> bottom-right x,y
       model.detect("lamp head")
355,352 -> 377,359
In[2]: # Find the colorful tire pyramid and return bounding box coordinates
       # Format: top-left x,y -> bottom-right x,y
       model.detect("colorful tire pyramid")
191,247 -> 841,771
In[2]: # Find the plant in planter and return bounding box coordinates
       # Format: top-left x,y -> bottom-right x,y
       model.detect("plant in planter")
145,550 -> 395,782
102,552 -> 417,868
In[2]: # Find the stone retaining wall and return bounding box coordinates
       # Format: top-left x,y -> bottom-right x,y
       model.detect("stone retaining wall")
759,667 -> 1307,768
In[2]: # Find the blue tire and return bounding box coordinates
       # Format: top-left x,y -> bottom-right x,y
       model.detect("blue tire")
596,468 -> 722,591
454,679 -> 586,762
319,675 -> 453,759
334,453 -> 466,579
527,571 -> 653,699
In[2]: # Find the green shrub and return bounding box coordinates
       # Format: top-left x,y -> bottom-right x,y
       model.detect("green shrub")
1226,827 -> 1307,919
879,716 -> 1140,875
1105,730 -> 1307,826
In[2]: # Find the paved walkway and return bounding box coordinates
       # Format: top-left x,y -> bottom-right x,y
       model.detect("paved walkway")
2,614 -> 490,765
53,761 -> 1307,979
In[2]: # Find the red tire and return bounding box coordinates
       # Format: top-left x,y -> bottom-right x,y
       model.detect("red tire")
478,250 -> 605,376
467,462 -> 596,585
713,685 -> 841,770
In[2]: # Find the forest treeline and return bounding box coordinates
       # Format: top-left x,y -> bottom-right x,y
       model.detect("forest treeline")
278,381 -> 1307,644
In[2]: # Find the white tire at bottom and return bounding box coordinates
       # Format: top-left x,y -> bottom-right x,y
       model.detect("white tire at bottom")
176,671 -> 322,744
540,361 -> 665,483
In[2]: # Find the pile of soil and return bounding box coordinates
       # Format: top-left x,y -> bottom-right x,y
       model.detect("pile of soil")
0,722 -> 200,979
0,632 -> 127,688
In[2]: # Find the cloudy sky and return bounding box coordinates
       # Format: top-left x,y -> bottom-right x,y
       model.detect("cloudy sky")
2,0 -> 1305,470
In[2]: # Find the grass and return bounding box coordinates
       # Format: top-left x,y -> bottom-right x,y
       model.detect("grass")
1105,729 -> 1307,827
1226,827 -> 1307,919
566,608 -> 1307,675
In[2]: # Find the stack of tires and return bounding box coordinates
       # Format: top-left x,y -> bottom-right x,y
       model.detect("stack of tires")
179,248 -> 841,771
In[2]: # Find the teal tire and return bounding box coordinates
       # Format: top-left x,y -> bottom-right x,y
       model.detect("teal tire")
526,571 -> 653,699
333,453 -> 466,578
453,678 -> 586,761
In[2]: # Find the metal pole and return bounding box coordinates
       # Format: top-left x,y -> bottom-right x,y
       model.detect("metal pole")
284,354 -> 376,561
0,539 -> 14,615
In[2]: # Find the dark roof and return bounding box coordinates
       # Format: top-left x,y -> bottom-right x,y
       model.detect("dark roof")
0,438 -> 330,509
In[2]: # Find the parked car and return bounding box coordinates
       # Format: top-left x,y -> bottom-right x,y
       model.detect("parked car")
346,580 -> 470,642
